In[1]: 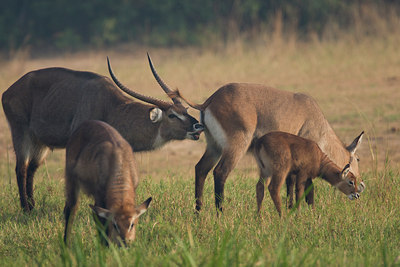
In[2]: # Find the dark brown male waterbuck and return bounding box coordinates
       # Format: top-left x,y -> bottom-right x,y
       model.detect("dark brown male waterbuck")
254,131 -> 365,216
146,55 -> 364,213
2,60 -> 203,211
64,120 -> 152,246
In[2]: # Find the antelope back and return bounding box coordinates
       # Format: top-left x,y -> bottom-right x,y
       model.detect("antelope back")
255,132 -> 322,177
152,79 -> 363,174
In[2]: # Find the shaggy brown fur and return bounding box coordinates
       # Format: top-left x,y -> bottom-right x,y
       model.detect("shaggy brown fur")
63,120 -> 151,246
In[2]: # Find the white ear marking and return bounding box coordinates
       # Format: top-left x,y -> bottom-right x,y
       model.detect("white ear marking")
150,108 -> 163,123
347,131 -> 364,154
137,208 -> 147,217
131,197 -> 152,222
341,164 -> 351,178
131,207 -> 148,223
89,205 -> 112,219
97,211 -> 109,219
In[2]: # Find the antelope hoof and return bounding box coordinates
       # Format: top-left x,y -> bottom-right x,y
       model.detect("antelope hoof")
28,199 -> 35,210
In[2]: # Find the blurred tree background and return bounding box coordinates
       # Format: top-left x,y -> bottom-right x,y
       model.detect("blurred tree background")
0,0 -> 399,55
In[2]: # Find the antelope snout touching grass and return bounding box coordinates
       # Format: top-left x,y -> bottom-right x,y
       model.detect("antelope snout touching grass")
63,120 -> 152,246
254,131 -> 365,216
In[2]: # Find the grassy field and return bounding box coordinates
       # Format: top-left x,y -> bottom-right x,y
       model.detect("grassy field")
0,32 -> 399,266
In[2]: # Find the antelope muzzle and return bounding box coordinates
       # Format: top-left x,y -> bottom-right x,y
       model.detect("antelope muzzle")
189,123 -> 204,140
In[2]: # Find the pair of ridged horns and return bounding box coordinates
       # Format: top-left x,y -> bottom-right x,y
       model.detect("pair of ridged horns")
107,53 -> 185,110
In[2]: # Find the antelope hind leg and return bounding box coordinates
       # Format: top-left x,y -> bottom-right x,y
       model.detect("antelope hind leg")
286,173 -> 295,209
213,144 -> 249,213
268,174 -> 287,216
26,145 -> 49,210
195,147 -> 220,212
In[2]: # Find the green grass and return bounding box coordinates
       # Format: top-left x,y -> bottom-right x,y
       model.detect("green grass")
1,166 -> 399,266
1,31 -> 400,266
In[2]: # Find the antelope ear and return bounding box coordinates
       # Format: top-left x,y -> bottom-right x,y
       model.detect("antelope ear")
89,204 -> 112,219
132,197 -> 152,221
149,108 -> 163,123
347,131 -> 364,154
341,164 -> 351,179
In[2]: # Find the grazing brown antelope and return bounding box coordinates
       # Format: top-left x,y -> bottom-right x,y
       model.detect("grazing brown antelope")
63,120 -> 152,246
2,59 -> 203,212
254,131 -> 365,216
146,54 -> 364,213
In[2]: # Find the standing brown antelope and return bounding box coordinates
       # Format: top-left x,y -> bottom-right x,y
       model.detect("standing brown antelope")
146,54 -> 364,213
254,131 -> 365,216
2,59 -> 203,212
64,120 -> 152,246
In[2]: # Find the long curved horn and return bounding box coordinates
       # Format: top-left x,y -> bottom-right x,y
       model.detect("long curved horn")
107,57 -> 172,110
147,53 -> 182,105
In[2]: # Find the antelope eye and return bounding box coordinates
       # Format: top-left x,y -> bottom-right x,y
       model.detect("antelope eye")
168,114 -> 177,119
128,222 -> 135,232
349,180 -> 354,186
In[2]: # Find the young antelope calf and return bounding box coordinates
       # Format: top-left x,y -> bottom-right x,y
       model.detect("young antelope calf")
64,120 -> 152,246
254,131 -> 365,216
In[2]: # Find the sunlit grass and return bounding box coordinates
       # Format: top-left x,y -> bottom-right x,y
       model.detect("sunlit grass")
0,167 -> 399,266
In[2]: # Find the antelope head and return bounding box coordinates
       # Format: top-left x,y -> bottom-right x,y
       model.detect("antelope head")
146,52 -> 207,115
90,197 -> 152,246
336,164 -> 365,200
107,57 -> 204,143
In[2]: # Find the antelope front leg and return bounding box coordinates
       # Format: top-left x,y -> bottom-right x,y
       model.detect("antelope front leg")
256,176 -> 270,214
295,181 -> 306,211
195,148 -> 220,212
304,179 -> 315,209
63,178 -> 79,245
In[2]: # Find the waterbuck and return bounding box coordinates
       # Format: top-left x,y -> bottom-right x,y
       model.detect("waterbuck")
146,55 -> 364,213
64,120 -> 152,246
2,59 -> 203,212
254,131 -> 365,216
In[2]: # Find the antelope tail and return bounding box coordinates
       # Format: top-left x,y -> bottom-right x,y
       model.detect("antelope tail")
254,142 -> 266,169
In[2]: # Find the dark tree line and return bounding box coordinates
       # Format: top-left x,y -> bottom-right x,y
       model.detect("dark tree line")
0,0 -> 398,53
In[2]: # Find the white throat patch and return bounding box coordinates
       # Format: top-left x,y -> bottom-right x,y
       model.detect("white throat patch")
153,130 -> 166,149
